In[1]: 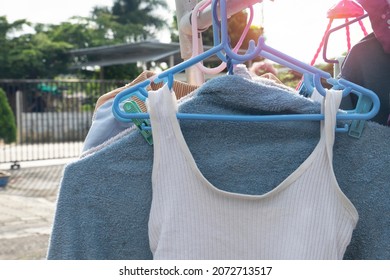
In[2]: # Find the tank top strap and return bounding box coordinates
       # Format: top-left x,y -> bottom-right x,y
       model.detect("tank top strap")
321,89 -> 343,162
147,83 -> 178,130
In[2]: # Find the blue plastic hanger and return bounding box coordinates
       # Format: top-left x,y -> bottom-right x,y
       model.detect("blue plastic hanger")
323,13 -> 369,64
299,13 -> 372,138
209,0 -> 341,96
112,0 -> 379,131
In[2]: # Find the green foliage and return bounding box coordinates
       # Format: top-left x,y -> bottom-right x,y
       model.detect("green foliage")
0,17 -> 73,79
94,0 -> 169,43
0,0 -> 170,79
170,15 -> 179,43
0,16 -> 29,38
81,104 -> 94,112
100,64 -> 143,80
0,88 -> 17,144
277,70 -> 302,88
275,63 -> 335,89
44,20 -> 95,48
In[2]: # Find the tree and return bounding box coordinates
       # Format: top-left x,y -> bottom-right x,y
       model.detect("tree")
0,17 -> 29,78
0,88 -> 16,144
43,20 -> 95,49
0,1 -> 170,79
99,64 -> 142,80
3,31 -> 73,79
92,0 -> 169,43
0,16 -> 28,39
0,16 -> 75,78
170,15 -> 179,43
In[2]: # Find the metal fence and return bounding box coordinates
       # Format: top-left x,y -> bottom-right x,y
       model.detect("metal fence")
0,79 -> 128,168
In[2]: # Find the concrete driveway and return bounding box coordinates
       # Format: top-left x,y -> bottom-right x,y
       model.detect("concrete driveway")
0,159 -> 73,259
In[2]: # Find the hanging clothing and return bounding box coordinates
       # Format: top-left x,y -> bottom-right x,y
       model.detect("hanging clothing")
339,33 -> 390,126
82,71 -> 199,152
47,74 -> 390,260
147,84 -> 358,260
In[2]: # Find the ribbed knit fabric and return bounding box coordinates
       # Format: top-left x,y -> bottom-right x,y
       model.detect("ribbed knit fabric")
147,85 -> 359,260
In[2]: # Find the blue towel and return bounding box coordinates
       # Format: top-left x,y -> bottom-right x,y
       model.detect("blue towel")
48,75 -> 390,260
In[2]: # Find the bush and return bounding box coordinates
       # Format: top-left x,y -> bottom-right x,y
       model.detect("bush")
0,88 -> 17,143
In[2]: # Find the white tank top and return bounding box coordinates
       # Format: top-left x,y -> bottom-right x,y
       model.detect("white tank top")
147,84 -> 358,260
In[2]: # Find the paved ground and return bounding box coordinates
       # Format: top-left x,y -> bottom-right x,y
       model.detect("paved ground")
0,159 -> 73,260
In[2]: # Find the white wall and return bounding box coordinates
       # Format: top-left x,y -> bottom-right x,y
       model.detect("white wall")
20,112 -> 93,143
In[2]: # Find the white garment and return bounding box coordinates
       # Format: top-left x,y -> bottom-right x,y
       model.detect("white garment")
310,88 -> 324,103
147,84 -> 358,260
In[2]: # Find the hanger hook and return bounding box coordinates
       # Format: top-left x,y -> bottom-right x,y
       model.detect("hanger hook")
314,74 -> 326,96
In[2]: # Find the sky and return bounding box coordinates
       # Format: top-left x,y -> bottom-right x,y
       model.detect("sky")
1,0 -> 373,64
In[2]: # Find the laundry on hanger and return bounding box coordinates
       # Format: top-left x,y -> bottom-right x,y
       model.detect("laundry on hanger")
148,80 -> 358,260
111,0 -> 380,137
48,73 -> 390,260
48,0 -> 387,261
339,33 -> 390,128
82,70 -> 199,152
